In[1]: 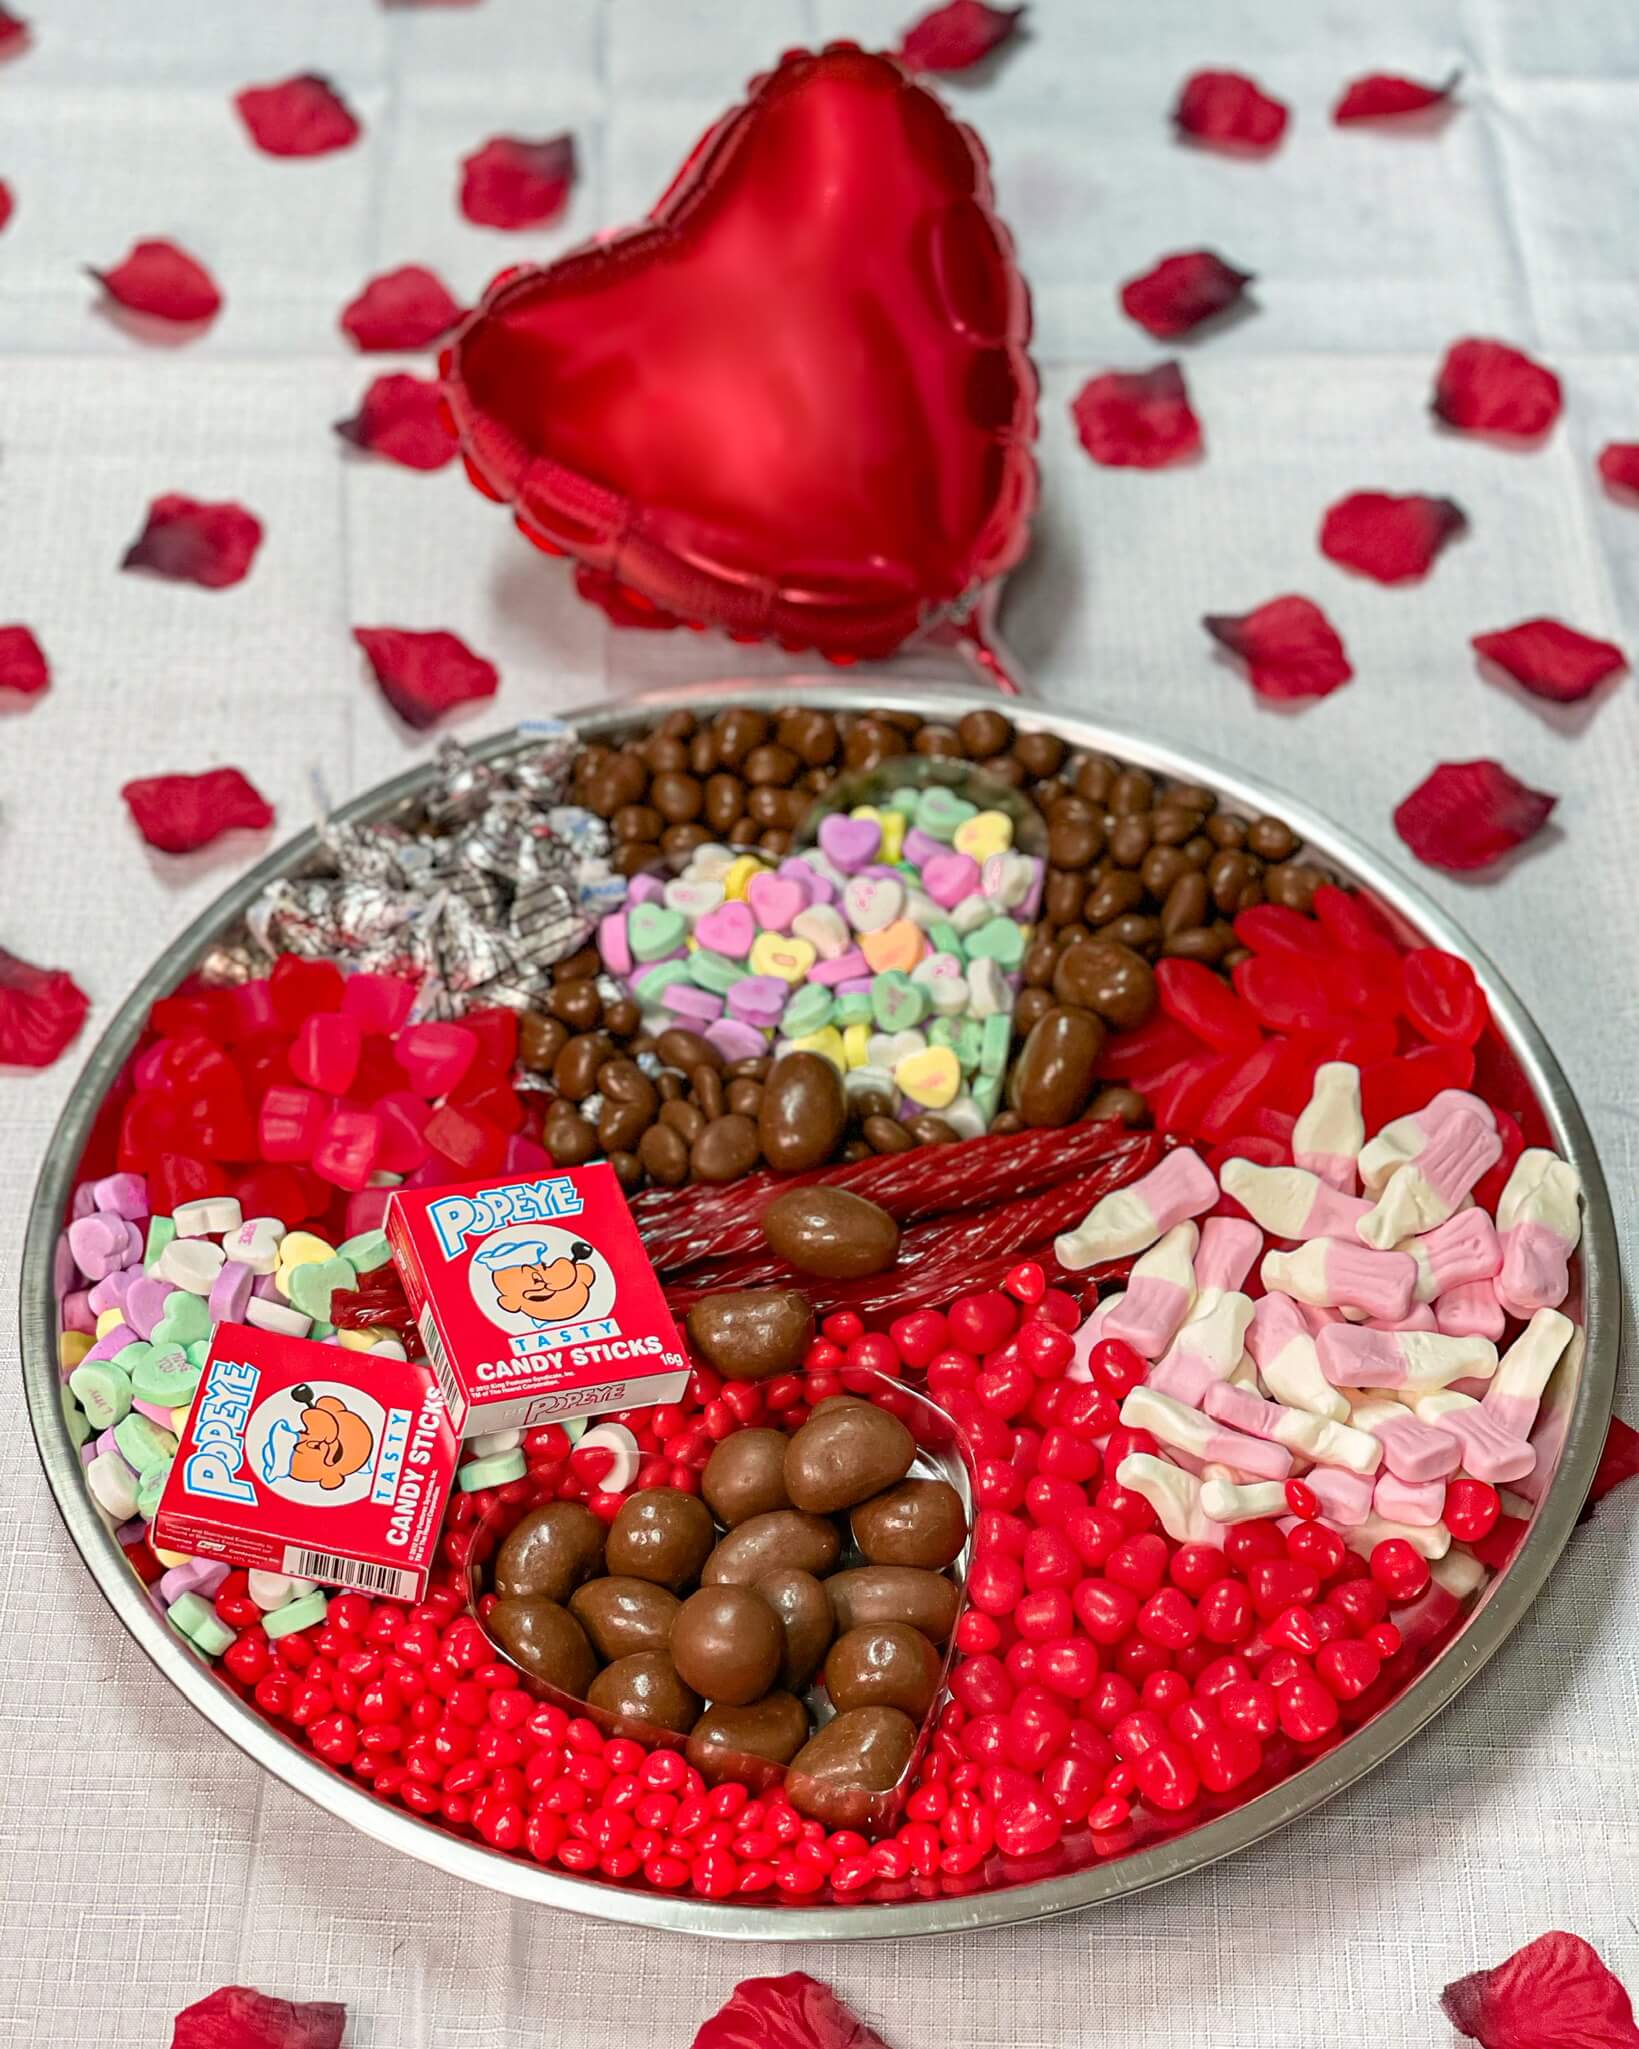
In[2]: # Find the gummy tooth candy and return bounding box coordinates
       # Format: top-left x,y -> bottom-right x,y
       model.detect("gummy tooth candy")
1198,1471 -> 1289,1525
1102,1222 -> 1198,1360
1317,1322 -> 1497,1393
1054,1148 -> 1218,1270
1494,1149 -> 1582,1318
1372,1471 -> 1447,1526
1261,1238 -> 1416,1321
1511,1325 -> 1584,1505
1219,1158 -> 1372,1241
1201,1380 -> 1382,1473
1305,1464 -> 1376,1526
1357,1106 -> 1501,1248
1293,1061 -> 1363,1192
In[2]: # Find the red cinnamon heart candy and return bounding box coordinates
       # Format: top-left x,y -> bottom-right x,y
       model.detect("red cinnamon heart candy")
443,45 -> 1036,660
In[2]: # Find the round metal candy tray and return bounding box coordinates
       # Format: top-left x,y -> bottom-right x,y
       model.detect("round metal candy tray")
20,680 -> 1620,1939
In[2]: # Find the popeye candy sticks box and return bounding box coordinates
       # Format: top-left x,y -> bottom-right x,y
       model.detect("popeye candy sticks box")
385,1162 -> 689,1436
153,1322 -> 458,1603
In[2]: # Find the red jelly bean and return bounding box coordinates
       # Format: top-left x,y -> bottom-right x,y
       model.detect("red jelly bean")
1197,1577 -> 1253,1646
1216,1679 -> 1279,1739
1285,1519 -> 1346,1580
1284,1478 -> 1320,1521
1137,1587 -> 1199,1650
1088,1338 -> 1146,1399
1443,1476 -> 1501,1541
1106,1533 -> 1169,1598
1169,1543 -> 1230,1596
1006,1687 -> 1072,1771
1277,1675 -> 1339,1743
1035,1636 -> 1101,1699
1369,1538 -> 1431,1602
1022,1527 -> 1079,1591
968,1552 -> 1025,1616
1133,1738 -> 1199,1812
1316,1638 -> 1382,1700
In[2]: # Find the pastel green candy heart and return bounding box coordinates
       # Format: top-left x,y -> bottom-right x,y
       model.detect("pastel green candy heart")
956,1017 -> 985,1072
114,1413 -> 177,1474
287,1256 -> 357,1324
964,916 -> 1027,968
336,1229 -> 392,1274
782,985 -> 835,1036
152,1292 -> 210,1350
458,1448 -> 529,1492
870,971 -> 926,1032
834,989 -> 874,1026
112,1339 -> 156,1374
263,1589 -> 329,1640
633,957 -> 694,998
928,921 -> 965,960
61,1384 -> 91,1449
972,1071 -> 1004,1121
627,902 -> 687,963
130,1345 -> 202,1408
917,788 -> 977,842
185,1607 -> 236,1658
143,1215 -> 176,1271
980,1010 -> 1012,1077
167,1592 -> 219,1646
688,948 -> 749,995
309,1320 -> 337,1342
185,1339 -> 211,1368
69,1360 -> 132,1431
928,1017 -> 960,1054
887,787 -> 924,823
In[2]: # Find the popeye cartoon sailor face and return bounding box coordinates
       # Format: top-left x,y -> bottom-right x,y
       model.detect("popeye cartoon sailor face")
284,1385 -> 377,1491
474,1238 -> 599,1326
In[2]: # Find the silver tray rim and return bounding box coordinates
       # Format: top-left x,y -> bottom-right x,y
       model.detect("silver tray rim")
20,677 -> 1621,1942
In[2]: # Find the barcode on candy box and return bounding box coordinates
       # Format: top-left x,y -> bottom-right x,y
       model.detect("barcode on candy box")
281,1549 -> 419,1601
417,1305 -> 463,1420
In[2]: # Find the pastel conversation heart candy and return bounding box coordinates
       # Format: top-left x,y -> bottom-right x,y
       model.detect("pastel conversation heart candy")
842,872 -> 906,933
287,1255 -> 359,1324
747,872 -> 808,932
953,810 -> 1013,861
123,1274 -> 176,1340
817,812 -> 881,872
627,901 -> 687,962
694,899 -> 756,959
726,975 -> 789,1028
916,787 -> 977,841
779,857 -> 835,905
860,920 -> 924,973
747,933 -> 816,984
870,971 -> 927,1031
151,1290 -> 211,1351
222,1216 -> 283,1273
792,903 -> 850,959
664,877 -> 726,919
920,850 -> 980,909
980,850 -> 1034,909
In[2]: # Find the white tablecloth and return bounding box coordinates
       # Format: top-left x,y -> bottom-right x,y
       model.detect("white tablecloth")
2,2 -> 1636,2042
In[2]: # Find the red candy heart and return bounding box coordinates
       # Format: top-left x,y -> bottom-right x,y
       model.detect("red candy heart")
443,45 -> 1036,662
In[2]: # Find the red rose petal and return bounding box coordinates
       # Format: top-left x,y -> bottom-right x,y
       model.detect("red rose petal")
1204,596 -> 1353,702
1334,71 -> 1459,123
1173,70 -> 1289,154
1433,338 -> 1562,439
0,624 -> 49,699
1441,1932 -> 1639,2049
0,9 -> 29,57
1319,491 -> 1467,584
1120,250 -> 1253,339
1590,1416 -> 1639,1506
1072,361 -> 1201,468
121,769 -> 274,854
340,265 -> 463,351
1597,443 -> 1639,499
172,1985 -> 348,2049
459,134 -> 575,230
334,373 -> 457,471
897,2 -> 1025,74
1472,618 -> 1627,703
234,75 -> 361,159
0,181 -> 13,232
0,945 -> 90,1070
693,1974 -> 895,2049
1393,760 -> 1557,872
90,239 -> 222,325
353,626 -> 499,728
121,495 -> 264,590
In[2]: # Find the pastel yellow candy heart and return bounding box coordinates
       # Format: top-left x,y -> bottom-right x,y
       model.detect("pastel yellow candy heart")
275,1229 -> 337,1299
861,919 -> 925,973
58,1331 -> 93,1371
722,855 -> 765,903
94,1308 -> 126,1340
842,1021 -> 872,1069
337,1327 -> 380,1351
954,809 -> 1013,861
170,1407 -> 192,1437
785,1025 -> 846,1071
894,1045 -> 962,1110
749,932 -> 817,984
879,812 -> 906,862
152,1545 -> 190,1569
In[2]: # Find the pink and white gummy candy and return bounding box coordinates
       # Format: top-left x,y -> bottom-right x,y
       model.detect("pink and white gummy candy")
1494,1149 -> 1582,1318
1357,1106 -> 1502,1248
1121,1384 -> 1293,1481
1481,1306 -> 1574,1441
1356,1089 -> 1495,1196
1373,1471 -> 1447,1527
1345,1395 -> 1464,1483
1260,1237 -> 1417,1321
1116,1452 -> 1218,1545
1246,1289 -> 1348,1421
1292,1061 -> 1364,1192
1406,1207 -> 1501,1303
1434,1278 -> 1506,1341
1054,1147 -> 1218,1269
1411,1391 -> 1536,1484
1200,1379 -> 1382,1472
1317,1322 -> 1497,1392
1218,1158 -> 1371,1241
1146,1289 -> 1254,1407
1102,1221 -> 1198,1359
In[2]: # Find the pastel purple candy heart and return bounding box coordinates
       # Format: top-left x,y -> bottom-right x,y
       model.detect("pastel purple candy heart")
812,950 -> 871,987
61,1290 -> 96,1335
706,1017 -> 766,1063
902,827 -> 944,869
87,1269 -> 137,1316
120,1220 -> 145,1266
835,977 -> 874,996
625,874 -> 666,906
779,858 -> 835,905
662,984 -> 724,1022
747,871 -> 808,933
726,975 -> 788,1028
67,1213 -> 130,1281
253,1272 -> 283,1301
694,900 -> 756,959
208,1261 -> 253,1325
53,1232 -> 77,1298
817,813 -> 882,872
70,1183 -> 98,1222
92,1171 -> 149,1219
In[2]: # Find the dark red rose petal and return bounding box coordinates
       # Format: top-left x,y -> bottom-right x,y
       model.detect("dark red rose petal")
1319,491 -> 1467,584
1393,760 -> 1557,872
0,181 -> 13,232
121,495 -> 264,590
121,769 -> 274,854
897,1 -> 1025,74
1591,1416 -> 1639,1506
1472,618 -> 1627,703
1072,361 -> 1201,468
1441,1932 -> 1639,2049
574,565 -> 684,631
459,134 -> 575,229
172,1985 -> 348,2049
1120,250 -> 1253,339
1597,443 -> 1639,498
1173,70 -> 1289,154
234,75 -> 361,159
0,624 -> 48,699
0,945 -> 90,1070
334,373 -> 457,471
1203,596 -> 1353,702
1334,71 -> 1459,123
340,265 -> 463,351
354,626 -> 499,728
693,1973 -> 895,2049
0,9 -> 29,57
1433,338 -> 1562,439
90,239 -> 222,325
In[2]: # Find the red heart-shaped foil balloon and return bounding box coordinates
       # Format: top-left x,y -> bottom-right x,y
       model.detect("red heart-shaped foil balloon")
443,44 -> 1037,661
